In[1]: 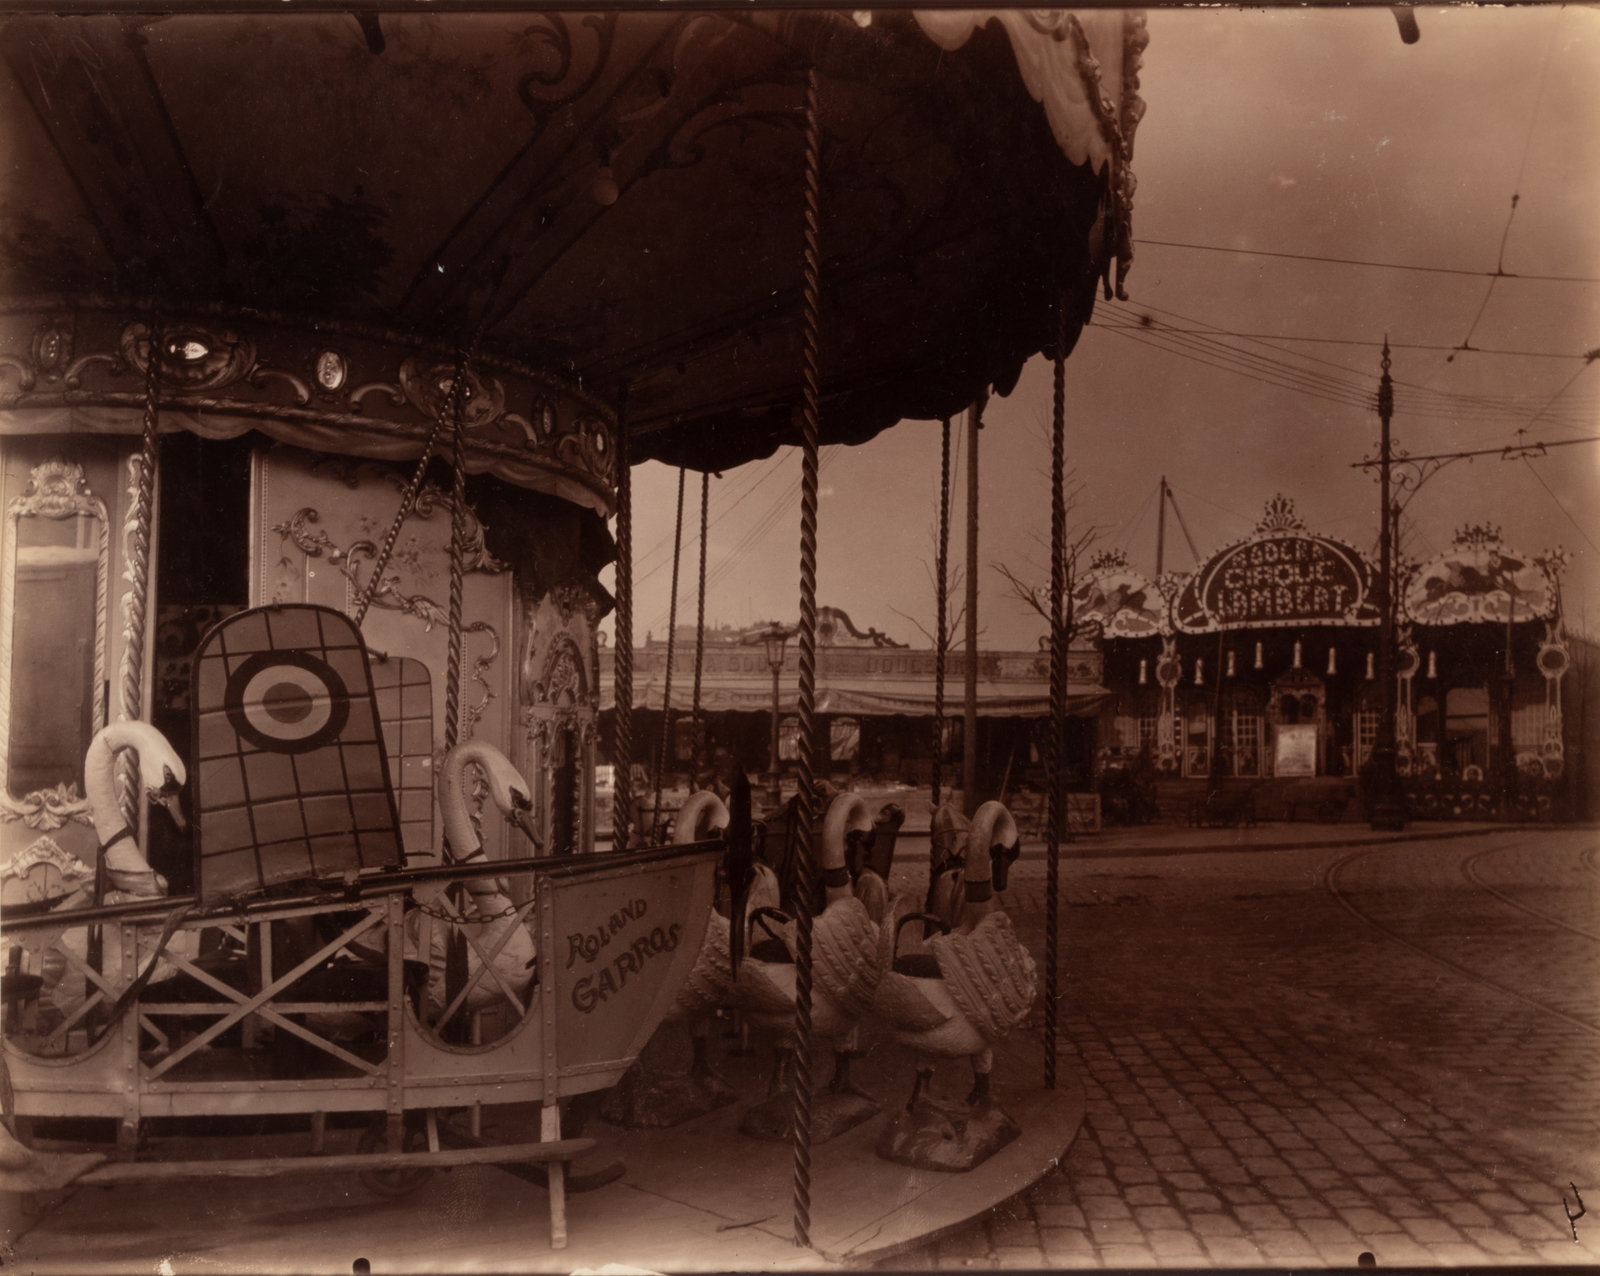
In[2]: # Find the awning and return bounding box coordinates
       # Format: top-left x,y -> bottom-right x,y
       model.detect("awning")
603,672 -> 1111,718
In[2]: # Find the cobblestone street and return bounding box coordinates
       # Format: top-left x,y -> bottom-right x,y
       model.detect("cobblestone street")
880,826 -> 1600,1269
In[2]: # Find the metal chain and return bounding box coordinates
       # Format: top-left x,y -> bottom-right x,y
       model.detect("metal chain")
611,387 -> 634,851
651,466 -> 687,840
352,367 -> 466,629
931,415 -> 951,811
789,63 -> 824,1254
443,351 -> 469,752
1044,299 -> 1068,1091
116,319 -> 162,825
412,894 -> 522,924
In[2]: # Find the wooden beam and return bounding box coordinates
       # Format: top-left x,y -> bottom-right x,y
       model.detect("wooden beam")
0,16 -> 225,293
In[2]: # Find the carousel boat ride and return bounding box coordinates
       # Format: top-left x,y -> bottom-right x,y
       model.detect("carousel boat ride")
0,5 -> 1146,1262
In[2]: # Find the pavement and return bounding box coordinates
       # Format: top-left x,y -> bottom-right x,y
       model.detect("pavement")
875,818 -> 1600,1269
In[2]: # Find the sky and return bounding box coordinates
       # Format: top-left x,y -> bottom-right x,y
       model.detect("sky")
605,6 -> 1600,653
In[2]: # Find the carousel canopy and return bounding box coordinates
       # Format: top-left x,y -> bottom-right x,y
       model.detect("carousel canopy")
0,9 -> 1145,496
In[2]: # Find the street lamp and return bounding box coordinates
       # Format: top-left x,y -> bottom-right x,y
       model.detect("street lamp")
754,622 -> 792,807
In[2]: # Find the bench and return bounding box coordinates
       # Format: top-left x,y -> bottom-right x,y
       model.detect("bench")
1190,788 -> 1258,829
1281,782 -> 1353,823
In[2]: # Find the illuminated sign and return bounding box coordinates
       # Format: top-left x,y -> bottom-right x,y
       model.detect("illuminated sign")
1176,534 -> 1377,632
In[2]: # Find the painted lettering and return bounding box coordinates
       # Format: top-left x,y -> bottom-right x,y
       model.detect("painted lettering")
565,897 -> 650,968
570,922 -> 684,1014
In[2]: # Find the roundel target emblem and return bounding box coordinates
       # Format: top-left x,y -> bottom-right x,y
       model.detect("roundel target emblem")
225,650 -> 351,754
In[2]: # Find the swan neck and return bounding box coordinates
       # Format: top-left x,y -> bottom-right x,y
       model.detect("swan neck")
440,745 -> 487,861
84,732 -> 130,846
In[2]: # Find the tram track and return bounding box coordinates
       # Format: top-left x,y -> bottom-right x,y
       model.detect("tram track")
1324,840 -> 1600,1039
1460,843 -> 1600,943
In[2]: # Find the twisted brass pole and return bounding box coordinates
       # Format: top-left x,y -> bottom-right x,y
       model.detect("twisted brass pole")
931,416 -> 951,811
1045,301 -> 1068,1090
611,388 -> 634,851
789,63 -> 824,1253
117,320 -> 162,824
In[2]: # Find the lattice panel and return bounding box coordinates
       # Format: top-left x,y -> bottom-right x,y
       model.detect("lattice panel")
370,654 -> 435,854
191,605 -> 402,902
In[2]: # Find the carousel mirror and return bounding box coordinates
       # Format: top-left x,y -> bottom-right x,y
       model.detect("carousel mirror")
2,460 -> 109,799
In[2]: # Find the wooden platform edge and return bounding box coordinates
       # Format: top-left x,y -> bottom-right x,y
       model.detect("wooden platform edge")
75,1137 -> 598,1184
817,1075 -> 1086,1268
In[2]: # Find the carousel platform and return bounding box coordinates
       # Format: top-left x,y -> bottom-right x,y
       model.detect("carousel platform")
6,1026 -> 1081,1273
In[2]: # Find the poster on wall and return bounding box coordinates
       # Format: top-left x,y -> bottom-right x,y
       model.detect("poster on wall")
1275,724 -> 1318,777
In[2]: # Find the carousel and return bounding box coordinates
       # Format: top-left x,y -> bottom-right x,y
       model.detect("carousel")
0,8 -> 1146,1268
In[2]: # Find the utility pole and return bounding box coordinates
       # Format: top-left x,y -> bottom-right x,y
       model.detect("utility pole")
1369,340 -> 1406,831
963,397 -> 983,816
1156,476 -> 1167,576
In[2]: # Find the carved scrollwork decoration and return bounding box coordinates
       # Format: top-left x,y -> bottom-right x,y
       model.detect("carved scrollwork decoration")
0,785 -> 93,832
1,834 -> 91,887
535,635 -> 587,708
461,620 -> 502,740
514,12 -> 618,129
121,322 -> 257,394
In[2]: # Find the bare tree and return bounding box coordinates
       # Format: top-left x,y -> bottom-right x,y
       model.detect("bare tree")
994,467 -> 1105,647
889,525 -> 977,650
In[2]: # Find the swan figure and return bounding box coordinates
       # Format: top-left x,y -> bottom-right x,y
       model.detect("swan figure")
923,802 -> 970,932
407,741 -> 538,1022
736,792 -> 890,1113
17,723 -> 191,1020
670,790 -> 780,1030
86,721 -> 187,900
875,800 -> 1036,1110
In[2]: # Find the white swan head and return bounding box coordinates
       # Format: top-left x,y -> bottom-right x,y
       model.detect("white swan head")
96,721 -> 187,830
673,790 -> 729,844
967,800 -> 1020,891
442,739 -> 539,858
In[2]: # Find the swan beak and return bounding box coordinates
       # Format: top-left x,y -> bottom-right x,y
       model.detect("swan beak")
508,802 -> 543,852
152,786 -> 187,832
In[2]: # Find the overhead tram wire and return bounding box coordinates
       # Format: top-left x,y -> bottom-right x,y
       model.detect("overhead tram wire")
1089,323 -> 1588,362
1135,237 -> 1599,286
1094,310 -> 1596,432
1522,457 -> 1599,553
631,451 -> 788,579
1109,481 -> 1159,554
1097,296 -> 1599,422
1444,11 -> 1561,366
642,446 -> 843,635
1097,301 -> 1597,423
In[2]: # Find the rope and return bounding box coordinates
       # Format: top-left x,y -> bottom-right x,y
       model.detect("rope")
611,387 -> 634,851
931,416 -> 951,811
789,64 -> 823,1253
691,470 -> 709,779
443,350 -> 470,752
352,367 -> 467,629
650,467 -> 687,841
1044,300 -> 1068,1091
116,319 -> 162,826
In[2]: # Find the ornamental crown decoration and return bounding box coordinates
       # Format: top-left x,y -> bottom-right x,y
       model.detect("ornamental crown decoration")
1089,547 -> 1130,573
1254,494 -> 1306,534
1535,547 -> 1570,579
1452,523 -> 1503,549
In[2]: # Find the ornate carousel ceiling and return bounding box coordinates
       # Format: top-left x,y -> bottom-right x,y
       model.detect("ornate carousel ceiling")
0,9 -> 1144,475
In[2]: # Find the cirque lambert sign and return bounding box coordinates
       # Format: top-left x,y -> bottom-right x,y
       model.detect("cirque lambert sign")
1176,533 -> 1378,632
